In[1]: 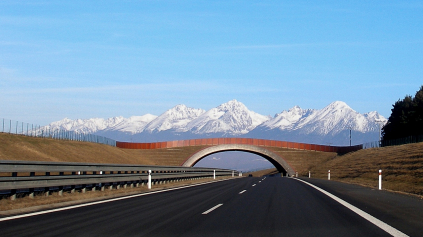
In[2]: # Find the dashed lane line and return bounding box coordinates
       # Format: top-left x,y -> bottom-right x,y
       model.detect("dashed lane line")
202,204 -> 223,215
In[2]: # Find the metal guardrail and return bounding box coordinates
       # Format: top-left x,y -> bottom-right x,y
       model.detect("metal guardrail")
0,160 -> 238,200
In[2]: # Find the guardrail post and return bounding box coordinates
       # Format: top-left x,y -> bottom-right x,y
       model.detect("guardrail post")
379,170 -> 382,190
148,170 -> 152,189
10,189 -> 16,201
29,188 -> 34,198
59,186 -> 64,196
99,170 -> 103,190
328,170 -> 331,180
71,185 -> 76,193
45,187 -> 50,197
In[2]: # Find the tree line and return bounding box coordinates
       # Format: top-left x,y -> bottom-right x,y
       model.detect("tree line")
382,86 -> 423,140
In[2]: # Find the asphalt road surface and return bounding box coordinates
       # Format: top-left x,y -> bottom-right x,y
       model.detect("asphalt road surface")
0,176 -> 421,237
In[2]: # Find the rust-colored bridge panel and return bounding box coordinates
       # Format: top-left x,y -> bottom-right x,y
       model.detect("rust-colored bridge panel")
116,138 -> 362,153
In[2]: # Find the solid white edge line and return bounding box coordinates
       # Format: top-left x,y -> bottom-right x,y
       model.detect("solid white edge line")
202,204 -> 223,215
293,178 -> 409,237
0,178 -> 232,222
239,190 -> 247,194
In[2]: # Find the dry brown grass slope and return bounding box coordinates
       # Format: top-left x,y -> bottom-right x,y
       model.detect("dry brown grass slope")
0,133 -> 209,166
267,147 -> 337,175
309,142 -> 423,196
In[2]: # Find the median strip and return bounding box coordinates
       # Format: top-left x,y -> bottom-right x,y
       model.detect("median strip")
202,204 -> 223,215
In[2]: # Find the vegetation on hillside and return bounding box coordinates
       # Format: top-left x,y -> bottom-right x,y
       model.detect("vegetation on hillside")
382,85 -> 423,140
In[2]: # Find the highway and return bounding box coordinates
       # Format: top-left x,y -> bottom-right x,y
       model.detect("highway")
0,176 -> 421,236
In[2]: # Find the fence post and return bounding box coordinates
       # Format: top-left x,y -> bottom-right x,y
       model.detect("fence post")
379,170 -> 382,190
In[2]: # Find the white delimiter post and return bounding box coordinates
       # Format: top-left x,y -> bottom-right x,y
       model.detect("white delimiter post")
213,170 -> 216,180
309,171 -> 311,178
379,169 -> 382,190
232,171 -> 234,177
328,170 -> 331,180
148,170 -> 152,189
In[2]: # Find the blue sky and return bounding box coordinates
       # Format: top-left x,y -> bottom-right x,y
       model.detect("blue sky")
1,0 -> 423,126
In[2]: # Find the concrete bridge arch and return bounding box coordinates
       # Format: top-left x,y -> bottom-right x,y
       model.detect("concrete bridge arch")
181,144 -> 295,176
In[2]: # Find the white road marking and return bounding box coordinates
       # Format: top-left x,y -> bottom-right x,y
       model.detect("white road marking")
294,178 -> 409,237
259,181 -> 261,183
0,179 -> 232,222
202,204 -> 223,215
252,184 -> 256,187
239,190 -> 247,194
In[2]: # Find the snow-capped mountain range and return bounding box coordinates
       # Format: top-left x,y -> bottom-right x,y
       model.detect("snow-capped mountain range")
45,100 -> 387,146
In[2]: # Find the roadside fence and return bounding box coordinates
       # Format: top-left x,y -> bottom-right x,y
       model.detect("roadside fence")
1,118 -> 116,147
380,134 -> 423,147
362,134 -> 423,149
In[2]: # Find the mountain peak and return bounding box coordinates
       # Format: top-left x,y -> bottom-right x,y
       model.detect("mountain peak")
172,104 -> 188,111
217,99 -> 246,111
186,99 -> 269,135
326,101 -> 352,111
143,104 -> 205,132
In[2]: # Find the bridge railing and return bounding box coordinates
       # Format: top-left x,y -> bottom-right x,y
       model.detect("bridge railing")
0,160 -> 237,200
116,138 -> 363,153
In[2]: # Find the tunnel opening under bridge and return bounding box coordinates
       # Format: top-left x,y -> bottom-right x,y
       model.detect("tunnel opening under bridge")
181,144 -> 295,176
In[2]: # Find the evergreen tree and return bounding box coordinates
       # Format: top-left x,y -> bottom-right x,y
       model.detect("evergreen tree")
382,86 -> 423,140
